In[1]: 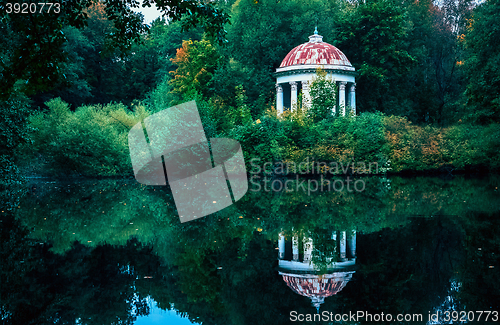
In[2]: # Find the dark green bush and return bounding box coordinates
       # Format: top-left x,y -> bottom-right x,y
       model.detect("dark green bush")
228,113 -> 295,165
28,98 -> 147,177
0,91 -> 32,187
443,123 -> 500,171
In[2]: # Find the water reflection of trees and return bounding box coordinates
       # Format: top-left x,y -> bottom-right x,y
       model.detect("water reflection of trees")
0,176 -> 499,324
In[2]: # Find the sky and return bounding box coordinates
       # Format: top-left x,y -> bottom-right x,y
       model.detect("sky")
131,0 -> 163,24
134,308 -> 196,325
133,298 -> 199,325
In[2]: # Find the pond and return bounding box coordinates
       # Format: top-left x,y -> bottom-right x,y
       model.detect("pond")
1,175 -> 499,324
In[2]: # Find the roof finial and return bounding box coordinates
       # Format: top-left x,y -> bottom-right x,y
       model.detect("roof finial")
311,296 -> 325,313
308,26 -> 323,43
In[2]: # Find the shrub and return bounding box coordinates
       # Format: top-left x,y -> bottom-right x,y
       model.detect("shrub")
286,113 -> 388,174
28,98 -> 147,177
383,115 -> 446,172
443,123 -> 500,171
228,113 -> 295,165
0,91 -> 32,187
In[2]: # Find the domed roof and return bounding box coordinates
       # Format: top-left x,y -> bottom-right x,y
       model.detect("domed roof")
276,29 -> 354,73
281,274 -> 349,298
280,271 -> 354,311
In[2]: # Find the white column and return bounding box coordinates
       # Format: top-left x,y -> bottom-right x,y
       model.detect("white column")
292,235 -> 299,261
329,231 -> 338,263
290,81 -> 298,111
350,83 -> 356,115
276,84 -> 283,115
339,82 -> 347,116
303,237 -> 313,263
339,231 -> 347,261
301,80 -> 311,109
278,233 -> 285,259
348,230 -> 356,260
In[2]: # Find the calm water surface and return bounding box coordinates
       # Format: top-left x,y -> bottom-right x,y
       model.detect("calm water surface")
1,175 -> 499,324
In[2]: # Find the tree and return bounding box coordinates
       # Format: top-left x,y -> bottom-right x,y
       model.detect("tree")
29,2 -> 119,107
463,0 -> 500,124
169,39 -> 221,102
0,90 -> 32,188
396,0 -> 473,125
309,68 -> 338,122
0,0 -> 229,99
336,0 -> 415,116
146,18 -> 203,83
29,14 -> 204,108
402,0 -> 470,124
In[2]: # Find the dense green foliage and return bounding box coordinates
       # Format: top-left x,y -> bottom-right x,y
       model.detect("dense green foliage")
24,98 -> 147,177
309,68 -> 339,121
464,0 -> 500,123
30,12 -> 204,108
20,97 -> 499,178
1,0 -> 499,181
0,0 -> 227,98
0,90 -> 33,188
336,0 -> 415,116
168,39 -> 221,101
384,115 -> 500,172
233,109 -> 499,174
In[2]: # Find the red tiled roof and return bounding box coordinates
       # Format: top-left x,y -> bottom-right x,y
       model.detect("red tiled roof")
279,42 -> 352,68
282,274 -> 348,298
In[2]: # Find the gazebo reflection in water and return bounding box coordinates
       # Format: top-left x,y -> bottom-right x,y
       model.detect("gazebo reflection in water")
277,230 -> 356,312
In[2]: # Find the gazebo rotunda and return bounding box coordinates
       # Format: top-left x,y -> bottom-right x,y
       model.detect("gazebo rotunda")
277,230 -> 357,312
275,28 -> 356,116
